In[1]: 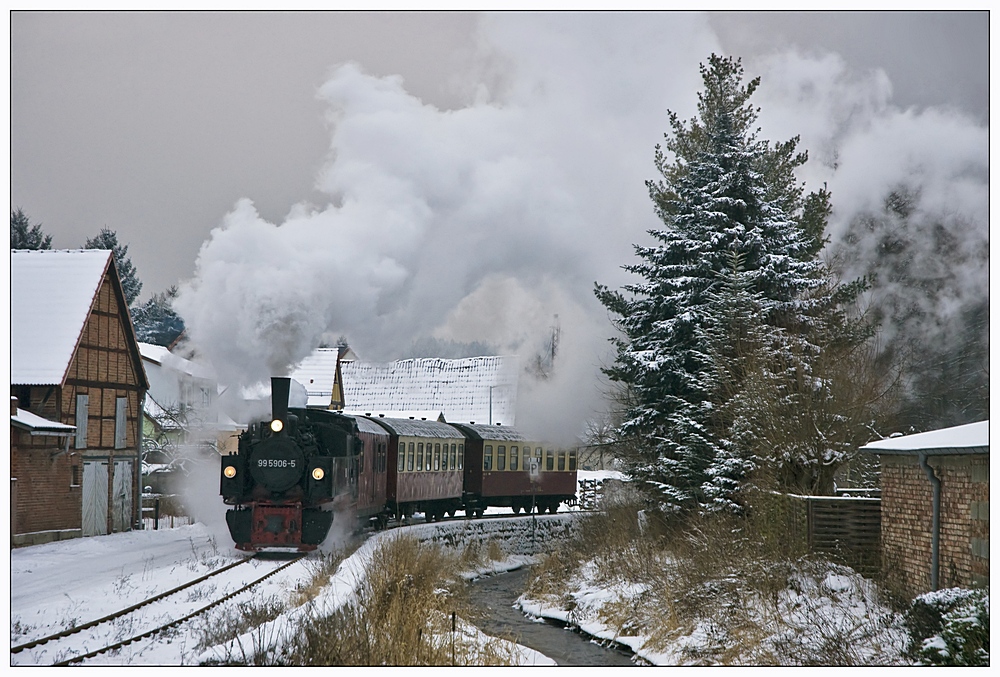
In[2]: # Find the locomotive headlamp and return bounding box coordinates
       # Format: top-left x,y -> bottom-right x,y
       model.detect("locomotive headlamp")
270,419 -> 284,433
224,465 -> 237,479
311,467 -> 325,481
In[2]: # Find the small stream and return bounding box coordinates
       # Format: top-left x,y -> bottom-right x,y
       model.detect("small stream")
468,566 -> 638,666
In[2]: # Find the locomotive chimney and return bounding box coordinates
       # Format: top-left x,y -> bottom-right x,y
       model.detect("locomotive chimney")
271,377 -> 291,427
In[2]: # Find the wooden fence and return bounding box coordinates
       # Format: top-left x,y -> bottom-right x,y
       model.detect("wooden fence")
801,495 -> 882,575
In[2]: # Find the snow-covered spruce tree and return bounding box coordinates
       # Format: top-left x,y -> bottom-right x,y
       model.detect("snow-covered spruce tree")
85,227 -> 142,306
11,208 -> 53,249
595,55 -> 858,512
132,285 -> 186,346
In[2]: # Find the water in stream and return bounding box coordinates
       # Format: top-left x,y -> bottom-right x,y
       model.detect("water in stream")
469,566 -> 638,666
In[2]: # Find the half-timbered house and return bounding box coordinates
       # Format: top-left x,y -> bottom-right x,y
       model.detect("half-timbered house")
11,249 -> 149,543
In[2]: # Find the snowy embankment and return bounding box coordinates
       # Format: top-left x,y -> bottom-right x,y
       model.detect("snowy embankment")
516,557 -> 912,666
196,513 -> 581,665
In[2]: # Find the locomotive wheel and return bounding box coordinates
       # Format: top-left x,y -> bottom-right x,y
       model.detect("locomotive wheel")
447,508 -> 457,518
512,504 -> 521,515
475,508 -> 485,518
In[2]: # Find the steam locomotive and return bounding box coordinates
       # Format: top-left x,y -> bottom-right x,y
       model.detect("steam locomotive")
220,377 -> 577,552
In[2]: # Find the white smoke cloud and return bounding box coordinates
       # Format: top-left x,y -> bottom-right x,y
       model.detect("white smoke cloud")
175,14 -> 987,441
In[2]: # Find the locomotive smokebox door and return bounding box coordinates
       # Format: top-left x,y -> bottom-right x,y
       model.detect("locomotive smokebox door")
307,456 -> 334,500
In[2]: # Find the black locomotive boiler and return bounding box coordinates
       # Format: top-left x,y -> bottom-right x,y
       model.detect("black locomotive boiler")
220,377 -> 361,552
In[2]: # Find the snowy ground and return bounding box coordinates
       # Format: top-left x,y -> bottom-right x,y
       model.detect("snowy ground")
9,515 -> 566,666
9,471 -> 628,666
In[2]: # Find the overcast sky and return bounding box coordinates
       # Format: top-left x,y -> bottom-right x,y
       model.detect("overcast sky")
9,10 -> 990,439
11,11 -> 988,296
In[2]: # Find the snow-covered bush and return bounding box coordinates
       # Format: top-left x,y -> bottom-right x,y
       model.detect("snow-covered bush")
905,587 -> 989,666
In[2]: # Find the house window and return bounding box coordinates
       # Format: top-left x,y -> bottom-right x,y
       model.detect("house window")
71,464 -> 81,487
75,394 -> 89,449
114,397 -> 127,449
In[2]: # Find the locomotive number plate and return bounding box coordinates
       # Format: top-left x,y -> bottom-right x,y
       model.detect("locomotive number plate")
258,458 -> 297,468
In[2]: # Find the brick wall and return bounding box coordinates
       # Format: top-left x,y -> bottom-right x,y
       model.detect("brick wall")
10,428 -> 82,538
880,453 -> 990,597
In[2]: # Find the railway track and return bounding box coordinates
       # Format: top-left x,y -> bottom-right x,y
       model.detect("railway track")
11,553 -> 306,666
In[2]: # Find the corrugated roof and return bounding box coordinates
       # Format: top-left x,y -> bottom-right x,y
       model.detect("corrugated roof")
11,249 -> 112,385
862,420 -> 989,454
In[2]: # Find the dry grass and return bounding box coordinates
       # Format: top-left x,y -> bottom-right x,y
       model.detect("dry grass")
284,534 -> 519,666
522,490 -> 907,665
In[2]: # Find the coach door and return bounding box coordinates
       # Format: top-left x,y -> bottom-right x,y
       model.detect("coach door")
112,460 -> 134,532
82,460 -> 109,536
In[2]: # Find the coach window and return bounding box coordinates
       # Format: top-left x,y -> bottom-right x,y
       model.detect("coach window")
569,448 -> 577,471
450,444 -> 457,470
558,450 -> 566,471
484,445 -> 493,471
458,444 -> 464,470
408,442 -> 415,472
434,443 -> 441,471
417,443 -> 424,472
426,444 -> 433,471
546,448 -> 555,471
522,447 -> 530,471
497,445 -> 506,471
510,445 -> 519,471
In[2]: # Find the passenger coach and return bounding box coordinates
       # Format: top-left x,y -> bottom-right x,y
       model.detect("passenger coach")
368,416 -> 465,522
452,423 -> 577,514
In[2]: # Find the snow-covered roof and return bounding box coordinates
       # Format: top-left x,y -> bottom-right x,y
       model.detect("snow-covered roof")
10,249 -> 112,385
350,415 -> 392,437
451,422 -> 527,443
365,417 -> 467,439
861,420 -> 989,455
288,348 -> 341,407
139,342 -> 215,381
342,409 -> 445,422
11,407 -> 76,436
346,356 -> 518,425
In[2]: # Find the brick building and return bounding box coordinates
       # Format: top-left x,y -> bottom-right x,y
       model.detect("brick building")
11,249 -> 149,545
10,398 -> 79,544
862,421 -> 989,596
